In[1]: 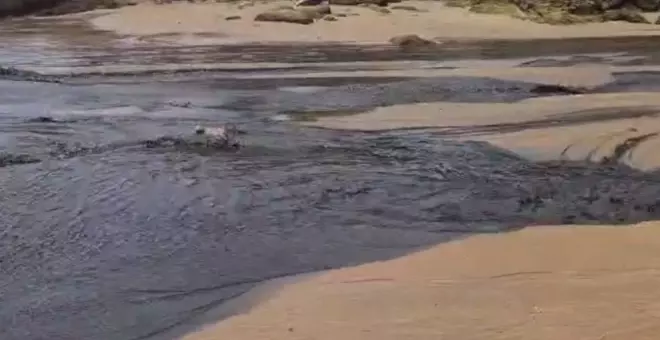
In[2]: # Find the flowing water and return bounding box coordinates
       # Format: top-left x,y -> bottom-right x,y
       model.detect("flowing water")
4,16 -> 660,340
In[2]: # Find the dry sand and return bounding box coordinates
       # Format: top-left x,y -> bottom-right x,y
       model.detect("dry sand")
182,223 -> 660,340
89,1 -> 660,44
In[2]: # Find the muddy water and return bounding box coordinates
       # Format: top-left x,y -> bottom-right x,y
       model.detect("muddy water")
4,17 -> 660,340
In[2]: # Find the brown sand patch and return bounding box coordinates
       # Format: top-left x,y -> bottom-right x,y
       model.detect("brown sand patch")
181,223 -> 660,340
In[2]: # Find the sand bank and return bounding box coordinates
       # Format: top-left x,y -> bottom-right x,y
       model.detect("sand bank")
182,223 -> 660,340
304,91 -> 660,171
89,1 -> 660,44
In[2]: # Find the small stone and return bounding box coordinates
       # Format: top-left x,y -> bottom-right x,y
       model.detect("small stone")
323,14 -> 338,20
389,34 -> 436,50
530,84 -> 587,95
225,15 -> 241,20
254,9 -> 315,24
330,0 -> 389,5
295,0 -> 325,5
390,5 -> 425,11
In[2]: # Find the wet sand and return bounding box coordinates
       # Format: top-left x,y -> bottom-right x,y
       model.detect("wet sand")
182,223 -> 660,340
304,91 -> 660,170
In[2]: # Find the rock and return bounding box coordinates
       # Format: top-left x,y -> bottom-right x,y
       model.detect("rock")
225,15 -> 241,20
601,0 -> 627,10
297,3 -> 331,18
447,0 -> 659,25
655,14 -> 660,23
254,9 -> 316,24
633,0 -> 660,12
0,66 -> 62,83
364,3 -> 390,13
603,8 -> 650,23
567,0 -> 602,15
440,0 -> 650,24
295,0 -> 325,6
470,0 -> 524,17
192,124 -> 241,150
0,152 -> 40,167
530,84 -> 587,95
323,14 -> 338,20
26,116 -> 59,123
389,34 -> 436,50
390,4 -> 426,11
634,0 -> 660,11
329,0 -> 388,6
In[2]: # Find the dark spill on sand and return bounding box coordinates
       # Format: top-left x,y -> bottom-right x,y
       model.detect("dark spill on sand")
4,17 -> 660,340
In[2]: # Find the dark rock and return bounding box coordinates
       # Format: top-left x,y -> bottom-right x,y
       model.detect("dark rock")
634,0 -> 660,11
603,8 -> 650,23
297,3 -> 331,18
567,0 -> 602,15
225,15 -> 241,20
389,34 -> 436,50
26,116 -> 59,123
329,0 -> 388,6
0,153 -> 40,167
0,66 -> 62,83
441,0 -> 652,25
530,84 -> 588,95
365,4 -> 390,13
295,0 -> 325,6
601,0 -> 626,10
391,4 -> 427,11
254,9 -> 316,24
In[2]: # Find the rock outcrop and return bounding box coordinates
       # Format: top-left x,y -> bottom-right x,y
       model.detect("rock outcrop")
444,0 -> 657,24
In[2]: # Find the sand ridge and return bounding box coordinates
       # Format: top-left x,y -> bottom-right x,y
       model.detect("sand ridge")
304,92 -> 660,170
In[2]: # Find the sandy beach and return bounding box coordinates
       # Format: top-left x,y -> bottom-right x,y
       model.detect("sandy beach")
183,223 -> 660,340
89,1 -> 660,44
71,2 -> 660,339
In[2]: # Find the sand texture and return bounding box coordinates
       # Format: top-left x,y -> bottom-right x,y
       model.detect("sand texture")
182,223 -> 660,340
